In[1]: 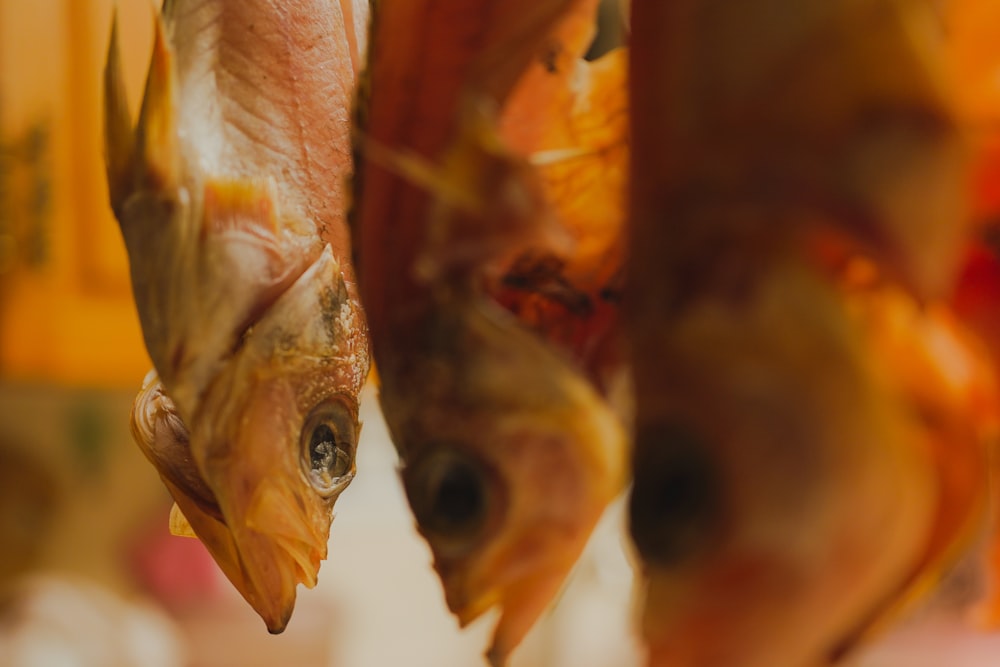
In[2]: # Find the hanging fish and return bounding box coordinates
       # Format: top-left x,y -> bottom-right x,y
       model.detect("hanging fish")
104,0 -> 369,632
352,0 -> 626,662
625,0 -> 990,664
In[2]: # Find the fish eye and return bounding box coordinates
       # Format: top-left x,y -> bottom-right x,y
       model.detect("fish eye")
628,421 -> 723,566
405,447 -> 497,558
300,399 -> 357,496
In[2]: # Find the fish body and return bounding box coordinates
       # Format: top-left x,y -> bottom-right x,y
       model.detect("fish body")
353,0 -> 625,661
105,0 -> 369,632
625,0 -> 986,664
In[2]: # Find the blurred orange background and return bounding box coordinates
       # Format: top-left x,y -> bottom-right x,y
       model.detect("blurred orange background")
1,0 -> 152,388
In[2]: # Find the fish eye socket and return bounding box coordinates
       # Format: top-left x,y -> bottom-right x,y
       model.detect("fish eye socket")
628,421 -> 722,566
300,399 -> 357,496
405,447 -> 495,557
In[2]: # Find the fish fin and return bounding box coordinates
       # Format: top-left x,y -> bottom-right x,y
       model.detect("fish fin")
528,147 -> 601,167
352,129 -> 483,214
103,7 -> 134,216
201,178 -> 281,239
135,7 -> 180,189
168,502 -> 199,539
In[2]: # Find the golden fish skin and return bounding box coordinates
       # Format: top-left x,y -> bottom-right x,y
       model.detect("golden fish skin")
104,0 -> 369,632
624,0 -> 981,664
353,0 -> 625,662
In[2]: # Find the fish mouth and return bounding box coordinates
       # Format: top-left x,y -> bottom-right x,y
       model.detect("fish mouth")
131,376 -> 313,632
165,468 -> 328,633
474,577 -> 565,667
431,391 -> 626,662
211,472 -> 329,633
438,528 -> 585,665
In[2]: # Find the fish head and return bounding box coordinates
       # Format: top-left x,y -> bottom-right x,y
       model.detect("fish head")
626,263 -> 936,667
131,247 -> 367,633
381,304 -> 625,662
188,247 -> 366,631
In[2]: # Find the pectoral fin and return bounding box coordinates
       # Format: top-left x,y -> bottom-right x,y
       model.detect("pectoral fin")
135,8 -> 180,191
105,6 -> 181,235
103,9 -> 134,216
169,503 -> 199,539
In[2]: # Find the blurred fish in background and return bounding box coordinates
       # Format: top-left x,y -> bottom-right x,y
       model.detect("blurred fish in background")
351,0 -> 630,662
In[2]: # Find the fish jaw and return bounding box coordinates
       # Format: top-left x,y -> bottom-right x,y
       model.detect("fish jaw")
384,303 -> 625,662
627,262 -> 936,667
440,432 -> 612,665
130,374 -> 305,631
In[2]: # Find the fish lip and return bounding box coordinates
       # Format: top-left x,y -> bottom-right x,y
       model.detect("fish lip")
424,405 -> 624,653
436,525 -> 582,652
220,477 -> 329,633
243,478 -> 328,564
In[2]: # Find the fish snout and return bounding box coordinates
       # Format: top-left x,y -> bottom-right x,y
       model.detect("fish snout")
230,476 -> 330,633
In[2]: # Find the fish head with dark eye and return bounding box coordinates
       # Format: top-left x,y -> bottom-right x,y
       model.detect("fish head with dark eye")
627,262 -> 937,667
382,302 -> 626,663
170,247 -> 367,633
628,422 -> 725,569
405,446 -> 502,562
130,372 -> 357,633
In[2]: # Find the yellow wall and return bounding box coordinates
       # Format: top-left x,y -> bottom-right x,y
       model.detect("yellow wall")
0,0 -> 158,388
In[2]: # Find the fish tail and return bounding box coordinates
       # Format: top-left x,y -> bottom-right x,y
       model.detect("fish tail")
103,6 -> 134,216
